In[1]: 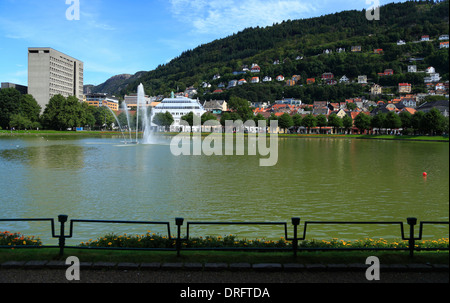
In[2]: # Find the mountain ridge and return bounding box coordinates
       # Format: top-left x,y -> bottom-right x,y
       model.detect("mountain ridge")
88,72 -> 146,95
90,0 -> 449,103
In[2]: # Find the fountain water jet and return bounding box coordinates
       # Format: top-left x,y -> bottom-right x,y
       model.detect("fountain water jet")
121,101 -> 133,142
136,83 -> 156,144
101,83 -> 156,145
105,105 -> 128,143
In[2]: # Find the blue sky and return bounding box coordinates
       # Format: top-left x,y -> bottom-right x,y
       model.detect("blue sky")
0,0 -> 405,87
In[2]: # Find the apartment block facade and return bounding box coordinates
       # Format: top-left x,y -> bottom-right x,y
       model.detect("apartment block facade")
28,47 -> 83,110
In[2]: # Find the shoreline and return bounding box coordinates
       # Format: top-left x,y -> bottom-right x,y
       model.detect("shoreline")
1,130 -> 448,142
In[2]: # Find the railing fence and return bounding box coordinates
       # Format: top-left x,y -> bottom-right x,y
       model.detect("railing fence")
1,215 -> 448,257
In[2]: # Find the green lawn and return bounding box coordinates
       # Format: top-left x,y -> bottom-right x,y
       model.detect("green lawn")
276,133 -> 449,141
2,130 -> 448,142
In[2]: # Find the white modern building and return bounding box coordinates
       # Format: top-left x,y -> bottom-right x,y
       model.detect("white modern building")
407,65 -> 417,73
152,94 -> 206,131
28,47 -> 83,111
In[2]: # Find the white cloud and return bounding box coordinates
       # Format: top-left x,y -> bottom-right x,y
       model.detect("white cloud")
80,11 -> 116,31
169,0 -> 318,36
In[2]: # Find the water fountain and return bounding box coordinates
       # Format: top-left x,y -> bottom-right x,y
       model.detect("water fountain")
107,83 -> 156,144
105,105 -> 128,142
121,101 -> 133,142
136,83 -> 156,144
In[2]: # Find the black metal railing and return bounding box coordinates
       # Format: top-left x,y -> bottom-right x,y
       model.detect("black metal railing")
1,215 -> 448,257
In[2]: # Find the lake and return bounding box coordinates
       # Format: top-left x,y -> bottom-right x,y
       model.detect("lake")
0,134 -> 448,245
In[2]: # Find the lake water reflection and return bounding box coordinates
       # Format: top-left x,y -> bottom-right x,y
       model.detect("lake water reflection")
0,135 -> 448,245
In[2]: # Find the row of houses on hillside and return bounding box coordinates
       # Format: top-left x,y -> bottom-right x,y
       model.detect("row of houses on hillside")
251,98 -> 448,134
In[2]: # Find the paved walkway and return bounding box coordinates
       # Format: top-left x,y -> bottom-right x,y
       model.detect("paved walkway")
1,260 -> 448,284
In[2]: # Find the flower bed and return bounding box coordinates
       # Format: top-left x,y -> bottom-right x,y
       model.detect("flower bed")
77,232 -> 449,250
0,231 -> 42,247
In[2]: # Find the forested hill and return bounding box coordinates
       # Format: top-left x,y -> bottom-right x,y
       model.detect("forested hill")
95,0 -> 449,104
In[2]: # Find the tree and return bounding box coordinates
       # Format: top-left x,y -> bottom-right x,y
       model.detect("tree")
201,112 -> 218,125
41,95 -> 91,130
292,113 -> 303,132
253,113 -> 266,125
346,102 -> 357,110
63,96 -> 89,129
444,116 -> 449,135
278,113 -> 293,133
316,114 -> 328,134
9,114 -> 33,130
19,94 -> 41,125
371,112 -> 386,134
0,88 -> 21,129
327,113 -> 343,133
163,112 -> 174,130
302,114 -> 317,134
267,113 -> 278,123
82,102 -> 96,130
398,111 -> 412,129
41,95 -> 66,130
117,112 -> 129,130
411,111 -> 426,134
230,112 -> 242,122
228,96 -> 254,121
384,111 -> 402,132
153,112 -> 174,131
354,113 -> 372,133
220,112 -> 231,126
342,115 -> 353,133
423,108 -> 446,135
181,112 -> 194,127
88,106 -> 115,130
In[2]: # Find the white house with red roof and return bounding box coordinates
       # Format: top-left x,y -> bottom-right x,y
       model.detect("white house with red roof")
251,77 -> 260,83
250,64 -> 261,73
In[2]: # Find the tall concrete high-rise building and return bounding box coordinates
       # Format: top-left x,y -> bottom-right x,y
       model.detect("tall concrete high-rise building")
28,47 -> 83,110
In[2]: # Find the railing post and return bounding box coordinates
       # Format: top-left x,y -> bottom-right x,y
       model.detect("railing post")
175,217 -> 184,257
58,215 -> 68,257
291,217 -> 300,257
407,217 -> 417,257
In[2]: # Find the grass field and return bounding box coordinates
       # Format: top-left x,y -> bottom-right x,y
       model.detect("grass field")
0,248 -> 448,266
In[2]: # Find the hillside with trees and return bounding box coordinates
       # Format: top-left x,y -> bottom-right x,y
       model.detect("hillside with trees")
93,0 -> 450,104
1,0 -> 448,134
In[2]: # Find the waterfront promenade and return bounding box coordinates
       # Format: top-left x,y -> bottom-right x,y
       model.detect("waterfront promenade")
1,260 -> 448,283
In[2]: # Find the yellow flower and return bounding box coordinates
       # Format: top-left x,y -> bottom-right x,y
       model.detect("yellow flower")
108,242 -> 112,246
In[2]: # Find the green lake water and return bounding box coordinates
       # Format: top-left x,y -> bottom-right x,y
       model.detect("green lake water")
0,135 -> 448,245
